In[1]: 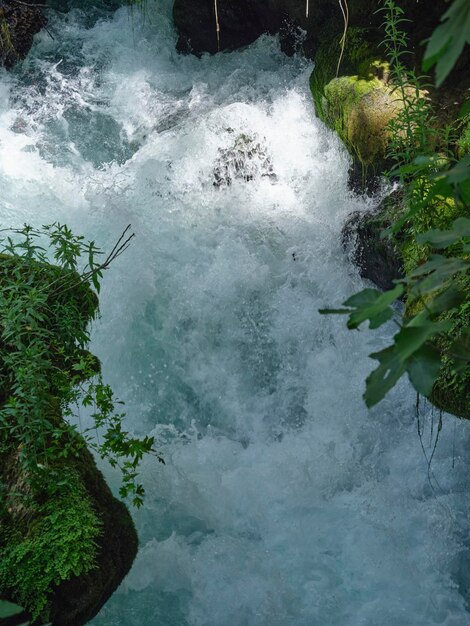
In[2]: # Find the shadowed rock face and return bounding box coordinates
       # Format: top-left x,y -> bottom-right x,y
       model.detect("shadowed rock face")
0,0 -> 47,68
1,447 -> 138,626
172,0 -> 450,59
49,446 -> 138,626
342,194 -> 404,293
173,0 -> 278,55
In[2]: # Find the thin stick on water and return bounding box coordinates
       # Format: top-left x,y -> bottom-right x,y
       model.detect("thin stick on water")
306,0 -> 309,18
214,0 -> 220,52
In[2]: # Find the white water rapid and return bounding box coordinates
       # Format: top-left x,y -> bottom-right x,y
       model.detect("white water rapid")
1,2 -> 470,624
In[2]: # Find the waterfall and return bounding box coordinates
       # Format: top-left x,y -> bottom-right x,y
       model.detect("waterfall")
1,1 -> 470,624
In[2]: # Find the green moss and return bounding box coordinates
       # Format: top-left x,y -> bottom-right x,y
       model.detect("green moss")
309,27 -> 378,120
0,469 -> 101,621
321,74 -> 404,181
309,28 -> 405,181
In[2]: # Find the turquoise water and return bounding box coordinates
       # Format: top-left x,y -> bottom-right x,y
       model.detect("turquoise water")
1,2 -> 470,624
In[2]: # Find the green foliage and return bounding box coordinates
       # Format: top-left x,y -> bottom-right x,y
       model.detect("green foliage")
423,0 -> 470,87
0,471 -> 100,621
0,223 -> 159,618
377,0 -> 436,172
0,223 -> 159,507
323,211 -> 469,406
321,0 -> 470,414
0,600 -> 25,619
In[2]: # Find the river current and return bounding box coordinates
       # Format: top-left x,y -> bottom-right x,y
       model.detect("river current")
1,2 -> 470,624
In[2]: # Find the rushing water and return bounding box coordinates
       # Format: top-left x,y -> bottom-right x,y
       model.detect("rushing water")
1,2 -> 470,624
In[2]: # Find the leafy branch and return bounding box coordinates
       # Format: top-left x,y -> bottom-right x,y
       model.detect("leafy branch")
0,223 -> 158,507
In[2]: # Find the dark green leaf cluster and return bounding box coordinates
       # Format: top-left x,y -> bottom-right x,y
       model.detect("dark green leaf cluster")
0,223 -> 159,618
0,223 -> 157,506
321,211 -> 469,406
321,0 -> 470,413
423,0 -> 470,88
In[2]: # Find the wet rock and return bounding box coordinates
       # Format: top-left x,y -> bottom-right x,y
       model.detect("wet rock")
321,72 -> 408,181
342,191 -> 404,291
173,0 -> 281,55
1,446 -> 138,626
213,133 -> 276,187
48,446 -> 138,626
0,0 -> 46,69
172,0 -> 451,60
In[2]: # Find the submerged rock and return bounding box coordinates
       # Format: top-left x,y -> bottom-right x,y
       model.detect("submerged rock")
213,133 -> 276,187
0,0 -> 46,68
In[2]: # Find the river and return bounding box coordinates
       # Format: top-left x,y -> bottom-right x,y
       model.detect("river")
1,1 -> 470,624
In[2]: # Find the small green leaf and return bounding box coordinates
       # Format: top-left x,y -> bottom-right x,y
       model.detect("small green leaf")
344,285 -> 403,330
406,344 -> 442,396
423,0 -> 470,87
364,346 -> 407,408
0,600 -> 25,618
417,218 -> 470,249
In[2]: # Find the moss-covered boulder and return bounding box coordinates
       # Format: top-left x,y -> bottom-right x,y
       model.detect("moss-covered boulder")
0,256 -> 138,625
0,443 -> 138,625
321,72 -> 404,180
308,29 -> 404,185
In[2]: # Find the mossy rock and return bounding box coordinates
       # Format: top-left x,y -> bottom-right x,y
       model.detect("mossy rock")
0,440 -> 138,625
0,256 -> 138,624
321,74 -> 402,178
309,28 -> 405,184
309,28 -> 380,119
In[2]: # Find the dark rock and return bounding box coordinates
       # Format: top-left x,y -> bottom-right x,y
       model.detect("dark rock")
1,448 -> 138,626
171,0 -> 454,61
173,0 -> 281,55
49,447 -> 138,626
213,133 -> 276,187
342,192 -> 404,291
0,0 -> 47,69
